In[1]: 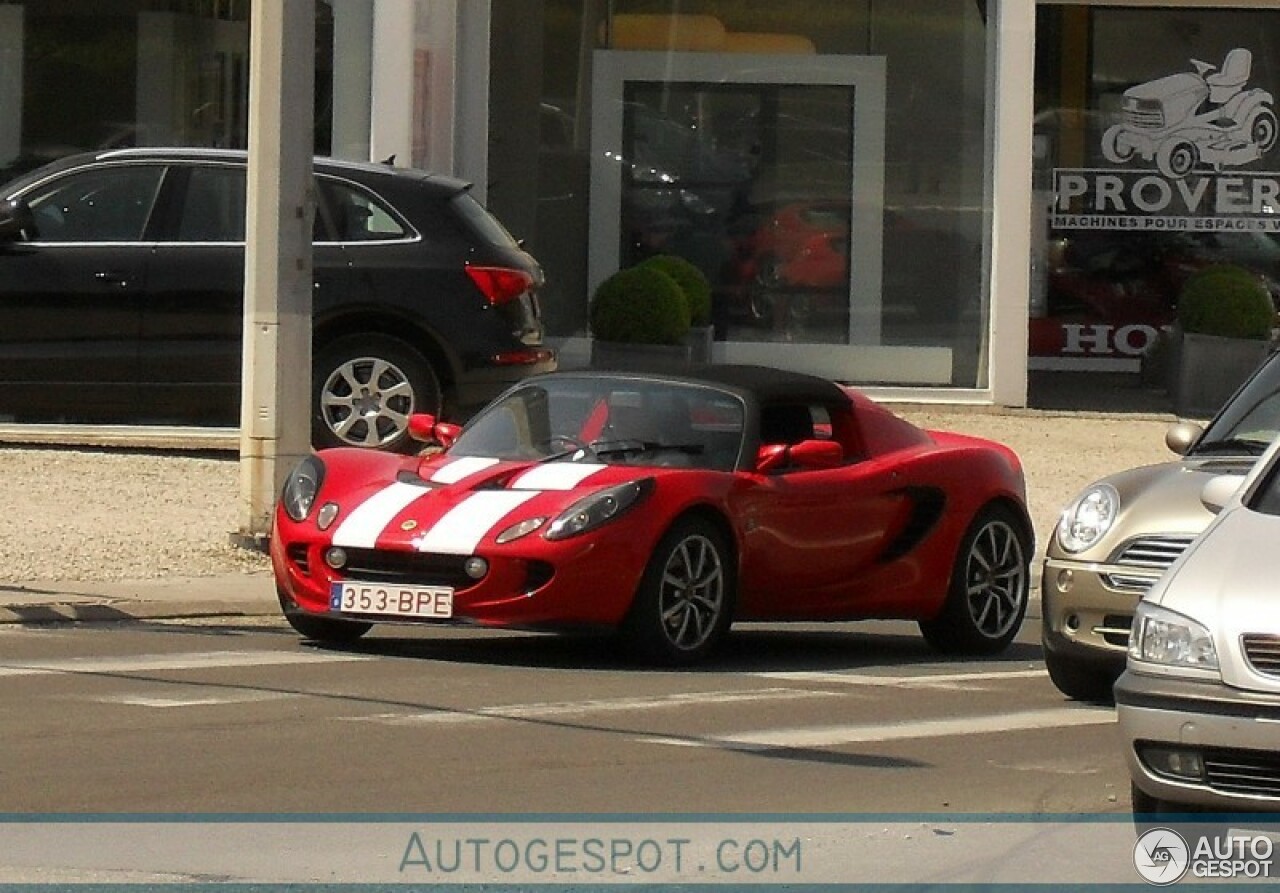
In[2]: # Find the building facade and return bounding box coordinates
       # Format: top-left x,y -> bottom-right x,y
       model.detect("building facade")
3,1 -> 1277,412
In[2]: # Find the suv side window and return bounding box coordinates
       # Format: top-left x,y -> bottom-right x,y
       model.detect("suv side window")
26,165 -> 165,242
177,165 -> 247,242
317,178 -> 408,242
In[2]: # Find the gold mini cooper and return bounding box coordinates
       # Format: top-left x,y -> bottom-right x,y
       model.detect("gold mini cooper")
1041,349 -> 1280,701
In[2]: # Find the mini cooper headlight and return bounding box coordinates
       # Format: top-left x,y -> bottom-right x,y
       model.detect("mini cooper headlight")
1056,484 -> 1119,553
281,455 -> 325,522
544,479 -> 652,541
1129,600 -> 1219,672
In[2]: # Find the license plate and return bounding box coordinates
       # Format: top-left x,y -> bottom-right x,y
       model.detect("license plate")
329,581 -> 454,619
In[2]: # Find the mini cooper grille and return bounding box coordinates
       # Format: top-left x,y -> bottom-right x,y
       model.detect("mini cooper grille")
340,549 -> 474,589
1203,748 -> 1280,800
1112,535 -> 1196,571
1243,634 -> 1280,678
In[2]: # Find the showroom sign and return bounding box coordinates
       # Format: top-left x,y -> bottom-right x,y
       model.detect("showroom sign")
1053,47 -> 1279,231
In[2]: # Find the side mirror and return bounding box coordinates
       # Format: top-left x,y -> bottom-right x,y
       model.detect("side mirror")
1200,473 -> 1243,514
1165,421 -> 1204,456
754,439 -> 842,473
408,414 -> 460,448
0,198 -> 34,242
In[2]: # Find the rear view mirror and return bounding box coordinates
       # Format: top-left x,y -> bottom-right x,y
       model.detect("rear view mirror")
0,198 -> 34,242
408,414 -> 460,448
1200,473 -> 1243,514
1165,421 -> 1204,456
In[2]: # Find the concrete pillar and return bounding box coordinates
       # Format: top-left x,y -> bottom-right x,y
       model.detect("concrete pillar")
238,0 -> 316,542
370,0 -> 415,165
0,6 -> 23,168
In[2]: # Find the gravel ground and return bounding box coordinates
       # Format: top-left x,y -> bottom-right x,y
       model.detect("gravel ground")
0,409 -> 1178,583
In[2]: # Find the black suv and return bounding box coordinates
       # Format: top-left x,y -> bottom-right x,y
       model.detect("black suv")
0,148 -> 555,450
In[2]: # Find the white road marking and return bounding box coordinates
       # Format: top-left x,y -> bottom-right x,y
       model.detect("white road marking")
649,706 -> 1116,751
347,687 -> 840,725
96,691 -> 292,708
0,650 -> 372,678
754,668 -> 1050,689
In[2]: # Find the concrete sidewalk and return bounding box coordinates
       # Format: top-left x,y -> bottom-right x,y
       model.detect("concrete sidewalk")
0,573 -> 277,625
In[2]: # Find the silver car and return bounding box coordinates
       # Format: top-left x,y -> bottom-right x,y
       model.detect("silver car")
1042,349 -> 1280,701
1116,461 -> 1280,813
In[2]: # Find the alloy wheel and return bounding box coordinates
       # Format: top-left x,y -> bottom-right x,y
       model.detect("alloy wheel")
658,533 -> 726,652
962,518 -> 1027,642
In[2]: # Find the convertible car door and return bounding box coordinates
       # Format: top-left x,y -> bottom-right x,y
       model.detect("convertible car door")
738,456 -> 914,617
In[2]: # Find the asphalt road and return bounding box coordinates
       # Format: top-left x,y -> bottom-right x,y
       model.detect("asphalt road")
1,613 -> 1129,815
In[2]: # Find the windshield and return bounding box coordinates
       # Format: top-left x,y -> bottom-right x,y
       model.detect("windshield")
1194,351 -> 1280,455
450,377 -> 746,472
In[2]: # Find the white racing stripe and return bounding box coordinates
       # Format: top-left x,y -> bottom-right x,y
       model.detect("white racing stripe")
649,706 -> 1116,751
0,650 -> 372,678
411,491 -> 538,554
331,482 -> 426,548
347,687 -> 839,725
510,463 -> 607,491
430,456 -> 500,484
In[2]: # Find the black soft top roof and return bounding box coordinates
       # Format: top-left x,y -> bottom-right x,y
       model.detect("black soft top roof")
688,364 -> 849,406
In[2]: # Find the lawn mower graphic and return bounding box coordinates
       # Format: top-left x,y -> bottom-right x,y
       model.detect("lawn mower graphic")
1101,48 -> 1278,179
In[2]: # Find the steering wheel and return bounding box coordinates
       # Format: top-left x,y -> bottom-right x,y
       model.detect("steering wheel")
545,434 -> 598,460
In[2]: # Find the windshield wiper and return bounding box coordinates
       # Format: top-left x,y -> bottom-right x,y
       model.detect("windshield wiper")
591,439 -> 706,456
1192,437 -> 1270,456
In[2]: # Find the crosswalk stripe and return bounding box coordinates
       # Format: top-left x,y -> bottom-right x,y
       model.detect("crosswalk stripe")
346,687 -> 842,725
754,668 -> 1049,688
0,650 -> 372,677
648,706 -> 1116,751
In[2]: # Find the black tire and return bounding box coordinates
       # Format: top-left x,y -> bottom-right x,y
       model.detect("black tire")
313,333 -> 442,452
277,587 -> 372,644
920,505 -> 1031,655
620,518 -> 735,666
1044,647 -> 1118,703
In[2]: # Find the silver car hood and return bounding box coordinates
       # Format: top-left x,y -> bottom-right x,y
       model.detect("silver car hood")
1149,507 -> 1280,692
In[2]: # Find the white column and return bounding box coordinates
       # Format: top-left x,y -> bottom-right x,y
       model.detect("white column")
370,0 -> 415,165
413,0 -> 459,173
987,0 -> 1034,407
453,0 -> 491,200
0,6 -> 24,167
238,0 -> 316,542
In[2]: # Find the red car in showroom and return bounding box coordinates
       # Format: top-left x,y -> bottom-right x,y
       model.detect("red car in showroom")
272,366 -> 1033,665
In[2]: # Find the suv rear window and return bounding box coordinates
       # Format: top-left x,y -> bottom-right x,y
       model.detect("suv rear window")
450,191 -> 522,250
317,178 -> 409,242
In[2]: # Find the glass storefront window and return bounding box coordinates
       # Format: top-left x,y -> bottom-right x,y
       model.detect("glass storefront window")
514,0 -> 992,388
1033,5 -> 1280,372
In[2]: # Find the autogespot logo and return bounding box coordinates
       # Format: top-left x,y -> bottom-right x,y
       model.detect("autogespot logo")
1134,827 -> 1190,885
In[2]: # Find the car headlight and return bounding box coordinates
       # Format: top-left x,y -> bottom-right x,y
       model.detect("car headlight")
1129,600 -> 1219,672
544,479 -> 652,541
281,455 -> 325,522
1056,483 -> 1119,553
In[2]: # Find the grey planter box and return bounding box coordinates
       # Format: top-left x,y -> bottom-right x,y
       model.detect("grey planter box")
686,325 -> 714,365
590,339 -> 693,372
1173,331 -> 1271,419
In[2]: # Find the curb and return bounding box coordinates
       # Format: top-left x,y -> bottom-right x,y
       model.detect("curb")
0,599 -> 277,625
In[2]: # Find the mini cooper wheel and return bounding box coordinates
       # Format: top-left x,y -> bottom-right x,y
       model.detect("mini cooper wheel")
1043,647 -> 1118,703
277,588 -> 372,644
313,334 -> 442,452
920,505 -> 1030,655
622,519 -> 735,666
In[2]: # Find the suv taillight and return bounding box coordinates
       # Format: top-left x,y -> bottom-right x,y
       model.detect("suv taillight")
466,265 -> 533,306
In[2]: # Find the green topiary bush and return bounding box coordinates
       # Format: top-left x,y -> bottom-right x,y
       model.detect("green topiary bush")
589,264 -> 690,345
639,254 -> 712,326
1177,264 -> 1275,340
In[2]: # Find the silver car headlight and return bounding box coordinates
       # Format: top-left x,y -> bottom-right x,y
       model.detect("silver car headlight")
1129,600 -> 1219,673
281,455 -> 325,522
1056,483 -> 1119,553
544,479 -> 652,541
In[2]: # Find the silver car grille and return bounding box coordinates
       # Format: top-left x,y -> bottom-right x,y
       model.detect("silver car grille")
1102,535 -> 1196,592
1242,634 -> 1280,678
1204,749 -> 1280,800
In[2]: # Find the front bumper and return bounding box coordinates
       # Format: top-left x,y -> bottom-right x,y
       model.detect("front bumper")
1041,556 -> 1150,660
1116,669 -> 1280,811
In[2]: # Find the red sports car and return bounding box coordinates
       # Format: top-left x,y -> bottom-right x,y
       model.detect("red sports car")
272,366 -> 1033,665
